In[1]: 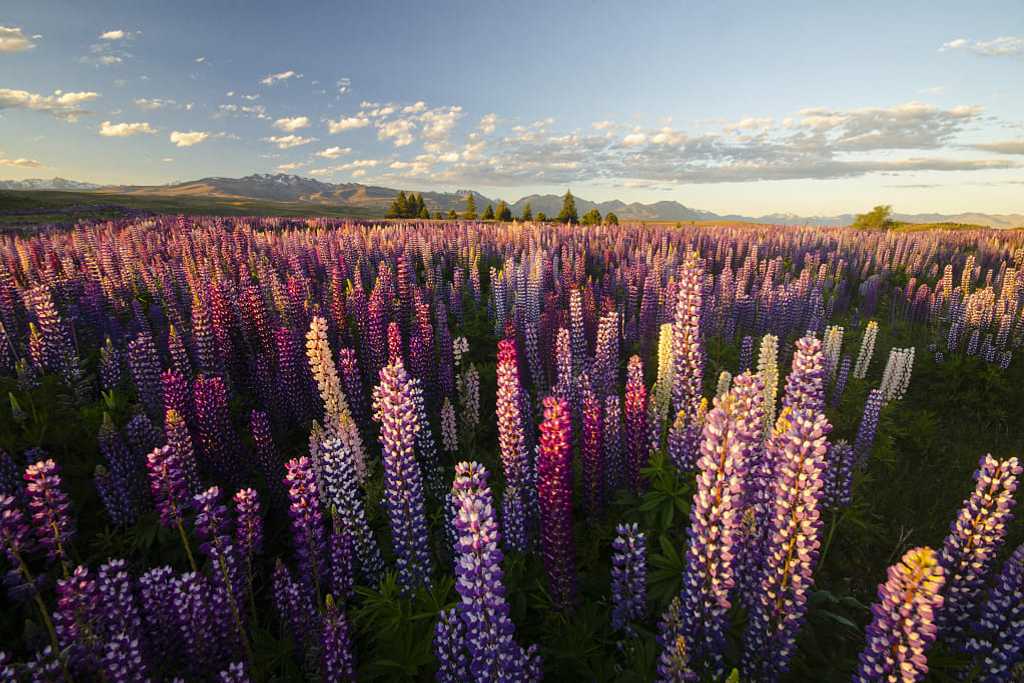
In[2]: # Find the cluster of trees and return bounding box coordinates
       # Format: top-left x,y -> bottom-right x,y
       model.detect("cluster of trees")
389,189 -> 618,224
387,191 -> 431,219
853,205 -> 895,231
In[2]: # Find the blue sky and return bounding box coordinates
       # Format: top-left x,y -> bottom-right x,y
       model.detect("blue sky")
1,0 -> 1022,214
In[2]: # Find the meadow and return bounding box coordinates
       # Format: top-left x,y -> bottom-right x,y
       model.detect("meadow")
0,217 -> 1021,682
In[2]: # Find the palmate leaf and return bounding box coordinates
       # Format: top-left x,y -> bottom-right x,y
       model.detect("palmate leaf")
647,533 -> 684,607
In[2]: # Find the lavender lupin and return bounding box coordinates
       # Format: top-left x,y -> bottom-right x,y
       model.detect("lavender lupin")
964,543 -> 1024,682
284,457 -> 327,596
610,523 -> 647,634
854,547 -> 945,683
936,455 -> 1021,643
434,607 -> 471,683
24,459 -> 75,571
321,595 -> 356,682
373,359 -> 433,593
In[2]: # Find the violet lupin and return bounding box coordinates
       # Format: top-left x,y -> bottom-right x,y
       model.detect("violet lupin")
193,486 -> 254,669
741,407 -> 831,682
853,389 -> 883,467
624,355 -> 648,492
674,376 -> 762,676
822,440 -> 855,509
495,338 -> 531,551
655,597 -> 698,682
434,607 -> 471,683
317,436 -> 384,585
450,461 -> 537,679
321,594 -> 356,681
781,335 -> 826,415
670,252 -> 704,469
853,547 -> 945,683
284,457 -> 327,598
23,459 -> 75,574
373,359 -> 433,593
610,523 -> 647,634
172,571 -> 220,676
581,385 -> 604,517
328,517 -> 354,601
272,559 -> 317,654
936,454 -> 1021,643
233,488 -> 262,605
145,445 -> 197,571
537,396 -> 576,610
964,543 -> 1024,682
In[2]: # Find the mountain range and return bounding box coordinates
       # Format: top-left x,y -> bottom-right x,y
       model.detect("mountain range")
2,174 -> 1022,228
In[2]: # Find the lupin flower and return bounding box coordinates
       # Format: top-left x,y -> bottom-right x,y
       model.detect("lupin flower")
495,339 -> 531,551
233,488 -> 262,564
373,359 -> 433,593
434,608 -> 471,683
127,331 -> 163,418
272,560 -> 317,653
450,462 -> 537,679
145,445 -> 194,564
655,597 -> 698,682
603,394 -> 625,491
964,543 -> 1024,682
458,363 -> 480,432
757,334 -> 780,431
831,355 -> 852,408
675,374 -> 763,676
781,335 -> 826,415
284,457 -> 327,594
822,440 -> 855,509
164,409 -> 199,496
317,436 -> 384,585
936,454 -> 1021,643
24,459 -> 75,569
0,493 -> 35,583
854,389 -> 884,466
581,385 -> 604,517
172,571 -> 219,675
854,547 -> 945,683
610,523 -> 647,634
219,662 -> 250,682
328,519 -> 354,601
742,407 -> 831,682
441,397 -> 458,453
537,396 -> 576,609
624,355 -> 649,492
670,252 -> 704,425
853,320 -> 879,379
321,595 -> 356,681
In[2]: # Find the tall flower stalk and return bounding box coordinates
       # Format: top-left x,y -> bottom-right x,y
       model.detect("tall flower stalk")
537,396 -> 575,610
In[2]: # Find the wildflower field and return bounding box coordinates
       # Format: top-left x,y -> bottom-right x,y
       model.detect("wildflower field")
0,217 -> 1021,682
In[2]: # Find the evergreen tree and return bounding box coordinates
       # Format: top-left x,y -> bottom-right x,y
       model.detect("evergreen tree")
496,200 -> 512,221
605,211 -> 619,225
557,190 -> 578,224
581,208 -> 602,225
463,193 -> 477,220
482,204 -> 495,220
448,209 -> 458,220
389,191 -> 409,218
521,202 -> 533,221
415,193 -> 427,217
537,211 -> 547,221
419,204 -> 430,219
433,211 -> 443,220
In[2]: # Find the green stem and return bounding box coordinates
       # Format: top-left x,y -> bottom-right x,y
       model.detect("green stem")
216,552 -> 256,673
819,510 -> 844,569
15,552 -> 72,683
176,517 -> 198,573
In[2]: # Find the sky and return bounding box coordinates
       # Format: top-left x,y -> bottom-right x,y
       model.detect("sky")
1,0 -> 1023,215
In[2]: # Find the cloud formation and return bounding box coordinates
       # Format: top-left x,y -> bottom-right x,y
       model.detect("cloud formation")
326,115 -> 370,133
941,36 -> 1023,57
260,70 -> 302,85
0,157 -> 42,168
971,140 -> 1024,155
263,134 -> 316,149
169,130 -> 210,147
317,146 -> 351,159
100,120 -> 157,137
0,26 -> 37,52
0,88 -> 100,121
273,116 -> 310,132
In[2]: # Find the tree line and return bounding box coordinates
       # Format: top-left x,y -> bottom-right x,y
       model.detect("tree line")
389,189 -> 619,224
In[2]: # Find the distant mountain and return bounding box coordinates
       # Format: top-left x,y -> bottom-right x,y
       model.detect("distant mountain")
4,173 -> 1020,228
0,177 -> 102,191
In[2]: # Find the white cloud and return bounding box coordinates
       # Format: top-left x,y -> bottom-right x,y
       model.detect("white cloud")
317,146 -> 351,159
134,97 -> 176,110
972,140 -> 1024,154
592,120 -> 616,131
277,162 -> 305,171
273,116 -> 310,132
723,117 -> 774,133
260,70 -> 302,85
0,26 -> 37,52
161,157 -> 174,162
326,114 -> 370,133
0,87 -> 100,121
479,113 -> 498,134
941,36 -> 1023,56
100,30 -> 127,40
0,157 -> 42,168
216,103 -> 268,119
263,134 -> 316,149
99,120 -> 157,136
622,132 -> 647,146
377,118 -> 416,146
402,101 -> 427,114
650,128 -> 687,145
336,77 -> 351,95
195,56 -> 206,63
169,130 -> 210,147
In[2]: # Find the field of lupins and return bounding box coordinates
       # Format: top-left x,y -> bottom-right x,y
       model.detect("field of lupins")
0,217 -> 1021,682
